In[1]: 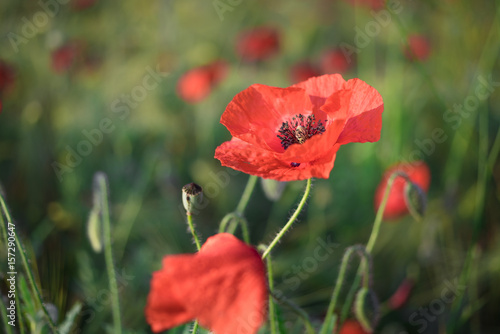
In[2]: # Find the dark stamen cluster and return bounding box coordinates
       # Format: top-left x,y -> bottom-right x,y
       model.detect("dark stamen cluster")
277,114 -> 327,150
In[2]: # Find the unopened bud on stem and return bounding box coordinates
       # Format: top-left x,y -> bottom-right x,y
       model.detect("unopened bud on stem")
182,183 -> 203,215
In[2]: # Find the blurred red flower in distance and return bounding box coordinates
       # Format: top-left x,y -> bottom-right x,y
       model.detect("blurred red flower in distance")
176,60 -> 228,103
338,319 -> 371,334
145,233 -> 267,334
321,49 -> 352,74
404,34 -> 431,61
290,61 -> 321,83
345,0 -> 385,10
52,42 -> 83,73
236,26 -> 280,62
215,74 -> 384,181
0,60 -> 15,96
389,278 -> 414,309
374,161 -> 431,220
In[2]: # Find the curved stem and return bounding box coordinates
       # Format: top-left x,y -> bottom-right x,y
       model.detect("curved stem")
186,213 -> 201,251
320,246 -> 370,334
235,175 -> 258,215
97,175 -> 122,334
262,178 -> 312,259
340,172 -> 406,323
0,195 -> 59,333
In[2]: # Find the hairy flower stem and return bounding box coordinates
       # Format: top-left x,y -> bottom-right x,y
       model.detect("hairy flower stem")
95,174 -> 122,334
262,178 -> 312,260
339,172 -> 408,324
265,252 -> 278,334
0,194 -> 58,333
185,207 -> 201,333
187,213 -> 202,251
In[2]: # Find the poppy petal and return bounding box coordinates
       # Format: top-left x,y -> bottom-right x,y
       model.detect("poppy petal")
293,74 -> 347,111
145,234 -> 267,334
336,78 -> 384,144
221,84 -> 314,152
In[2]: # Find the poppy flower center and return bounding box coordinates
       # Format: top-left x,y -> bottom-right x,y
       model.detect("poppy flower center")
277,114 -> 327,150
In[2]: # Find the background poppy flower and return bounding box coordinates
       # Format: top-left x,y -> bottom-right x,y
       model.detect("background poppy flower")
51,42 -> 83,74
215,74 -> 384,181
236,26 -> 280,62
388,278 -> 414,309
374,161 -> 431,220
320,49 -> 352,74
290,61 -> 321,83
0,60 -> 15,96
344,0 -> 385,10
403,34 -> 431,61
338,319 -> 371,334
145,233 -> 267,334
176,60 -> 228,103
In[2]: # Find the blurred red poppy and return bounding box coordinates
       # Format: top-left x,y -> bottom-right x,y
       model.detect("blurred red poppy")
290,61 -> 321,84
236,26 -> 280,62
71,0 -> 98,11
338,319 -> 371,334
176,60 -> 228,103
51,42 -> 83,73
374,161 -> 431,220
345,0 -> 385,10
215,74 -> 384,181
145,233 -> 267,334
0,60 -> 15,96
403,34 -> 431,61
389,278 -> 414,309
321,49 -> 352,74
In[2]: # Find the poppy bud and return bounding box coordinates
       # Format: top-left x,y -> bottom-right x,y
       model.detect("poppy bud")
182,183 -> 203,215
353,287 -> 379,333
404,181 -> 427,221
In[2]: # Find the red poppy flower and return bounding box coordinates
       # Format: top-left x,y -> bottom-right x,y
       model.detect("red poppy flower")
403,34 -> 431,61
215,74 -> 384,181
145,233 -> 267,334
374,161 -> 431,220
320,49 -> 352,74
176,60 -> 228,103
0,60 -> 15,96
344,0 -> 385,10
51,42 -> 83,73
290,61 -> 321,84
389,278 -> 414,309
338,319 -> 371,334
71,0 -> 98,10
236,27 -> 280,62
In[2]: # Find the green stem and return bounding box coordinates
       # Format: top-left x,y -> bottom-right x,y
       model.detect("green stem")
186,213 -> 201,251
192,320 -> 199,334
265,253 -> 278,334
0,195 -> 58,333
320,246 -> 371,334
235,175 -> 258,215
340,172 -> 407,323
96,174 -> 122,334
262,178 -> 312,259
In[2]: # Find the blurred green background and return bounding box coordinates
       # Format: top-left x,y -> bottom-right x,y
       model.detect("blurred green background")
1,0 -> 500,333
